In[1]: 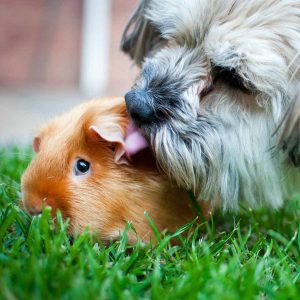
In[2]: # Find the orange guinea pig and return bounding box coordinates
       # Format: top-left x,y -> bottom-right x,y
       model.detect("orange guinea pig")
21,97 -> 208,243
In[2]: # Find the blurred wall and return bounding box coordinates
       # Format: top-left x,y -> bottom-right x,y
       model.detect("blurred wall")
0,0 -> 83,88
0,0 -> 138,95
107,0 -> 139,96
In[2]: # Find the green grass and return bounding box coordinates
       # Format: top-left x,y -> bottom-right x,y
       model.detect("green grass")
0,146 -> 299,300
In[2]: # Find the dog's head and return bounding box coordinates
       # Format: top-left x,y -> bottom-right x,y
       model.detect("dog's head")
122,0 -> 300,210
122,0 -> 215,127
122,0 -> 267,127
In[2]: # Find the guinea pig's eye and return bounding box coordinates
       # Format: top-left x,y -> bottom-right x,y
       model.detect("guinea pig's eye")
74,159 -> 90,176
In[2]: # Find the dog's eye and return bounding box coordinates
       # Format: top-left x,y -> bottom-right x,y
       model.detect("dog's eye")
74,159 -> 90,176
212,65 -> 253,93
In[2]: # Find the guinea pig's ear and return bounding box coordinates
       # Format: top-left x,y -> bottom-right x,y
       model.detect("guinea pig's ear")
32,136 -> 41,153
120,0 -> 162,66
89,124 -> 128,165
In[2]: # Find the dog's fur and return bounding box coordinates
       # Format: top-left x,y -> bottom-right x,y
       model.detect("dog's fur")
122,0 -> 300,210
21,98 -> 206,243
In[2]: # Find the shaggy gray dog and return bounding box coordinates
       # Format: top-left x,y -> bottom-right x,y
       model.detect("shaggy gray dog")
121,0 -> 300,210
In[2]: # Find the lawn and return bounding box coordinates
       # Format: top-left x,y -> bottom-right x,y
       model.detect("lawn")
0,146 -> 299,300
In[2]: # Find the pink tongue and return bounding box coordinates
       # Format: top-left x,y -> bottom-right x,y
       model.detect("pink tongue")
125,121 -> 149,156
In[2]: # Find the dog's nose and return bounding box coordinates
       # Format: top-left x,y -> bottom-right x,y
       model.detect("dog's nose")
125,90 -> 156,124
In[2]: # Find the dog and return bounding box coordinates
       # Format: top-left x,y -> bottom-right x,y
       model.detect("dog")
121,0 -> 300,211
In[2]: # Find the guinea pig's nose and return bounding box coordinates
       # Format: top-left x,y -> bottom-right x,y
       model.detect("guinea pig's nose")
125,90 -> 156,125
26,204 -> 42,216
23,199 -> 42,216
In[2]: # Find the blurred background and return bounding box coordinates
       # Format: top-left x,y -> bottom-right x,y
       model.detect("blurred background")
0,0 -> 138,144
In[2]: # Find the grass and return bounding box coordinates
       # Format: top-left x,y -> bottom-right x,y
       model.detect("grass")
0,146 -> 299,300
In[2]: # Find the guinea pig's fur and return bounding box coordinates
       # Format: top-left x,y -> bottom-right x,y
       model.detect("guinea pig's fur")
21,98 -> 206,243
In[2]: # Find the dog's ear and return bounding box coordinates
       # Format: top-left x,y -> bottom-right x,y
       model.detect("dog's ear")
121,0 -> 161,66
278,91 -> 300,166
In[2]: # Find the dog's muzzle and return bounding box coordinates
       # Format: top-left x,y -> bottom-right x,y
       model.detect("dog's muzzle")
125,90 -> 157,125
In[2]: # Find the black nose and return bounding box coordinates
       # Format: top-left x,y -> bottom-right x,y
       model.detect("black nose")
125,90 -> 156,124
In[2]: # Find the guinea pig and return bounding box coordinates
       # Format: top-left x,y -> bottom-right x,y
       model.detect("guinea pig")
21,97 -> 208,243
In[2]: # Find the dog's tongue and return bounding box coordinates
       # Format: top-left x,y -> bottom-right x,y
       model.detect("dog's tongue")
125,121 -> 149,156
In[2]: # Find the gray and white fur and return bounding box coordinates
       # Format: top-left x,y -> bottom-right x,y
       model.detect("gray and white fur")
121,0 -> 300,211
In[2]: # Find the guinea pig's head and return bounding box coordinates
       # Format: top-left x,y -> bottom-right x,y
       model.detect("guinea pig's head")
21,97 -> 198,243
